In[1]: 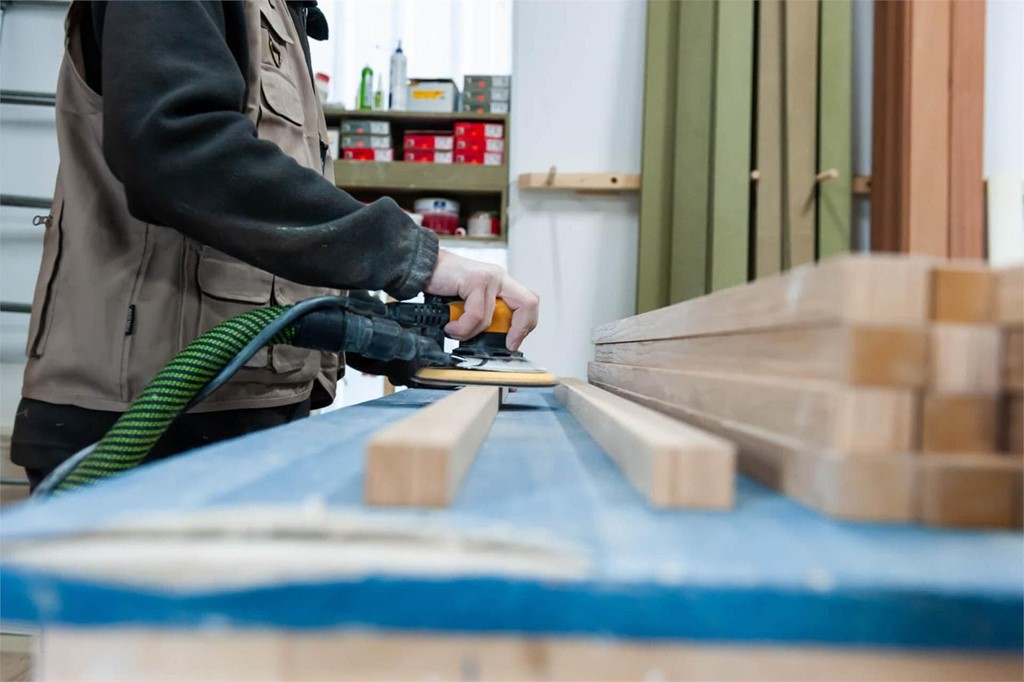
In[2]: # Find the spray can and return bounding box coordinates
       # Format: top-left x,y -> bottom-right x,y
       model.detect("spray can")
359,64 -> 373,111
388,41 -> 407,110
373,75 -> 384,110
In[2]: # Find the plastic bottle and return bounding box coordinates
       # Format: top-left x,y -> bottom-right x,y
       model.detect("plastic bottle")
373,75 -> 384,110
388,41 -> 407,110
359,64 -> 373,111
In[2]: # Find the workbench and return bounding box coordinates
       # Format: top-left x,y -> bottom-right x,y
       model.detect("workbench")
1,389 -> 1021,680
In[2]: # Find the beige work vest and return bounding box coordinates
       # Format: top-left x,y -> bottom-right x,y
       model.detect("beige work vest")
22,0 -> 341,413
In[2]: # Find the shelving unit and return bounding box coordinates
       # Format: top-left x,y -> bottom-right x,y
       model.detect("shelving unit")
324,109 -> 509,244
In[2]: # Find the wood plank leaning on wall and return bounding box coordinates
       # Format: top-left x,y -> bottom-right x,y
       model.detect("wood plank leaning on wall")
816,0 -> 853,259
871,0 -> 986,258
636,0 -> 755,312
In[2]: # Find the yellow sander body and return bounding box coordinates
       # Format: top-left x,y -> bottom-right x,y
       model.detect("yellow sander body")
411,299 -> 558,389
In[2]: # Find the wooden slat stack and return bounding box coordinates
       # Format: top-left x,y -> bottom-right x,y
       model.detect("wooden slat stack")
591,255 -> 1023,527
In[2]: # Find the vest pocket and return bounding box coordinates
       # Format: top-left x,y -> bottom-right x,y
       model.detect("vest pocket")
196,249 -> 274,369
260,65 -> 304,127
26,191 -> 65,358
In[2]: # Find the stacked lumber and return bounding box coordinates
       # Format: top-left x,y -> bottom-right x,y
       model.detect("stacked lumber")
591,255 -> 1023,527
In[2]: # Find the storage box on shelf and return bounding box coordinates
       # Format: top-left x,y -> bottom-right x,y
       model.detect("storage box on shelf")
324,109 -> 510,243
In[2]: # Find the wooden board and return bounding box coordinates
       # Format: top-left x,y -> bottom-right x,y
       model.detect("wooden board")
555,379 -> 735,509
589,380 -> 916,522
870,0 -> 911,253
946,0 -> 987,259
594,324 -> 929,388
994,265 -> 1024,325
915,454 -> 1022,529
364,386 -> 499,507
635,0 -> 680,313
1005,392 -> 1023,454
930,263 -> 994,322
37,629 -> 1024,682
905,0 -> 952,257
754,0 -> 784,277
517,173 -> 640,192
709,0 -> 755,290
921,396 -> 999,453
870,0 -> 953,256
588,362 -> 916,455
670,0 -> 716,302
928,324 -> 1002,395
816,0 -> 853,259
781,0 -> 820,268
1004,329 -> 1024,391
593,255 -> 931,344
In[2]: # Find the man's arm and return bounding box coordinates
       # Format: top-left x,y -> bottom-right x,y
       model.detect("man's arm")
98,1 -> 437,300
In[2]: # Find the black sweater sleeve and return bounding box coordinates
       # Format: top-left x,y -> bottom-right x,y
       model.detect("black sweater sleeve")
97,1 -> 438,300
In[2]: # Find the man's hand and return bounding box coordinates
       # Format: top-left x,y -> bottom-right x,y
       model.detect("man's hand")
424,249 -> 540,351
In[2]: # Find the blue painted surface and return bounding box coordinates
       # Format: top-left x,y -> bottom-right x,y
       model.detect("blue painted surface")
1,389 -> 1022,649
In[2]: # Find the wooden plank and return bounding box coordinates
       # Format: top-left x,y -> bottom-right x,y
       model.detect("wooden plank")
946,0 -> 986,259
40,629 -> 1024,682
1005,393 -> 1023,454
871,0 -> 953,256
593,324 -> 929,389
593,255 -> 931,344
816,0 -> 853,259
994,265 -> 1024,325
930,262 -> 994,323
915,454 -> 1023,529
635,0 -> 680,313
670,0 -> 716,303
0,633 -> 34,682
588,362 -> 916,455
517,173 -> 640,192
754,0 -> 784,278
905,0 -> 952,257
870,0 -> 911,252
555,378 -> 735,509
708,0 -> 755,290
364,386 -> 499,507
589,380 -> 916,522
781,0 -> 820,268
1003,328 -> 1024,391
921,396 -> 999,453
928,324 -> 1002,395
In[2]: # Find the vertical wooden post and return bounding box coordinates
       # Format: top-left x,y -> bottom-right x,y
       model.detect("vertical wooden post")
871,0 -> 985,258
947,0 -> 987,259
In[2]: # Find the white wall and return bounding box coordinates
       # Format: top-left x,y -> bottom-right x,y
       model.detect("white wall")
984,0 -> 1024,181
507,0 -> 645,380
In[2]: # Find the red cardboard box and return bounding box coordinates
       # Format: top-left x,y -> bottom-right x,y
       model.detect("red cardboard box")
342,148 -> 394,161
454,151 -> 503,166
404,150 -> 453,164
404,132 -> 454,151
455,137 -> 505,153
453,121 -> 504,139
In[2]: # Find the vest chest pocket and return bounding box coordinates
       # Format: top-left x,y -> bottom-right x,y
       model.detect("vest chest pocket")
196,250 -> 274,369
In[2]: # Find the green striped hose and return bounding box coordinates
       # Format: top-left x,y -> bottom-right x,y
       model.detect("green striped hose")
55,306 -> 295,494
